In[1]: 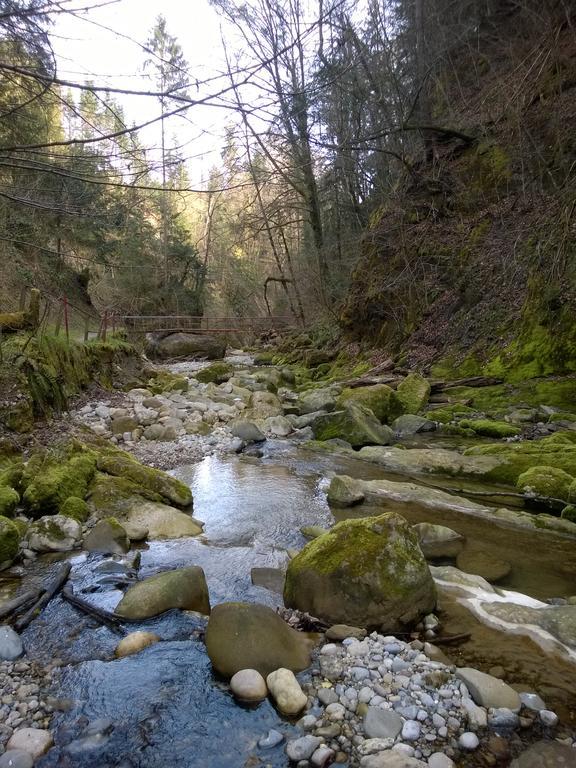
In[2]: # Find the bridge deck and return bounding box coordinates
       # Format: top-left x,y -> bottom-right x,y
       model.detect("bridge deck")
121,315 -> 293,334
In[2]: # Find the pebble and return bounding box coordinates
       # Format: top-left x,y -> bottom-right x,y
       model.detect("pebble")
286,735 -> 322,761
0,751 -> 34,768
538,709 -> 559,727
401,720 -> 420,740
230,669 -> 267,702
458,732 -> 480,750
6,728 -> 53,759
258,729 -> 284,749
0,628 -> 23,662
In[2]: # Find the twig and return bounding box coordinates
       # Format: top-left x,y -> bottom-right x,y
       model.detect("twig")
62,586 -> 126,635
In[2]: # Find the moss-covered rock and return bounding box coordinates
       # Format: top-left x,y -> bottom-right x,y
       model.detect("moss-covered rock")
115,566 -> 210,619
516,466 -> 574,502
59,496 -> 89,522
396,373 -> 431,415
0,516 -> 19,564
459,419 -> 521,438
84,517 -> 129,554
246,391 -> 284,419
561,505 -> 576,523
464,438 -> 576,486
205,602 -> 314,679
195,362 -> 234,384
337,384 -> 401,423
22,452 -> 96,515
96,453 -> 192,508
284,512 -> 436,630
145,370 -> 189,395
327,476 -> 366,507
0,486 -> 19,517
27,514 -> 82,552
425,404 -> 476,424
311,402 -> 394,448
87,472 -> 164,516
123,500 -> 203,539
298,388 -> 337,415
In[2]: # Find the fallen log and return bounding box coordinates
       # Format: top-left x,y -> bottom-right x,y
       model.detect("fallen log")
14,562 -> 71,631
431,376 -> 503,393
62,586 -> 126,635
434,632 -> 472,645
0,588 -> 42,621
346,376 -> 400,389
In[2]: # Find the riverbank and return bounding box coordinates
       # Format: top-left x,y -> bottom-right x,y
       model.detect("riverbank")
0,347 -> 575,766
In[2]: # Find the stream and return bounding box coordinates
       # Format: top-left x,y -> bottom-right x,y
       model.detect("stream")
4,358 -> 576,767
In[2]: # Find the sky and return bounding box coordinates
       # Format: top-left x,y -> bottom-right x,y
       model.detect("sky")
52,0 -> 234,185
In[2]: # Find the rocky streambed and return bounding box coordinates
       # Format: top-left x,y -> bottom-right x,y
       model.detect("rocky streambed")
0,350 -> 576,767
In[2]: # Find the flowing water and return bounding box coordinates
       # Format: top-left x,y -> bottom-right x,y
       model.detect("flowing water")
9,433 -> 576,766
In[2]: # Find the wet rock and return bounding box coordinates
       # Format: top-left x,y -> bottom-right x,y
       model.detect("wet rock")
0,626 -> 23,661
122,522 -> 148,542
300,525 -> 328,540
114,631 -> 160,658
312,403 -> 394,448
6,728 -> 53,759
258,729 -> 284,749
456,668 -> 521,710
205,602 -> 314,678
509,741 -> 576,767
413,522 -> 465,559
230,421 -> 266,443
27,515 -> 82,552
0,751 -> 34,768
428,754 -> 455,768
325,624 -> 367,641
84,517 -> 129,555
327,476 -> 366,507
458,732 -> 479,750
284,512 -> 436,630
263,415 -> 292,436
115,566 -> 210,619
456,548 -> 512,582
230,669 -> 268,702
286,734 -> 322,761
124,500 -> 203,539
146,332 -> 225,360
298,389 -> 337,415
392,415 -> 436,436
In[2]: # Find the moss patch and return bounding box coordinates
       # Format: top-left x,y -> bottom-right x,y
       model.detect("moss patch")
60,496 -> 89,523
465,438 -> 576,486
22,451 -> 96,515
396,373 -> 431,415
0,486 -> 19,517
516,466 -> 574,503
0,515 -> 19,563
459,419 -> 521,438
96,453 -> 192,507
338,384 -> 401,423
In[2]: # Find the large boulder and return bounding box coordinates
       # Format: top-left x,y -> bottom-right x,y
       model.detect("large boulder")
396,373 -> 431,415
146,333 -> 226,360
413,522 -> 465,559
298,389 -> 337,415
84,517 -> 129,555
115,566 -> 210,619
0,486 -> 19,517
337,384 -> 401,423
516,465 -> 573,502
22,453 -> 95,515
27,515 -> 81,552
205,602 -> 314,678
311,403 -> 394,448
284,512 -> 436,630
246,391 -> 284,420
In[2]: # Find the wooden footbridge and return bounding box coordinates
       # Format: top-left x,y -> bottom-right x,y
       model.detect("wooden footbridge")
120,314 -> 295,335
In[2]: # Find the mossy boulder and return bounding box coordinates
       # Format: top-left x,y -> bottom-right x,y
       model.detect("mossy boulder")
146,370 -> 189,394
464,439 -> 576,486
284,512 -> 436,630
311,402 -> 394,448
396,373 -> 431,415
27,515 -> 82,552
298,388 -> 337,415
0,516 -> 19,564
87,472 -> 164,516
96,453 -> 192,507
123,500 -> 203,539
459,419 -> 521,439
195,362 -> 234,384
146,332 -> 225,361
246,391 -> 284,419
0,486 -> 19,517
516,466 -> 574,502
84,517 -> 130,554
425,404 -> 476,424
22,453 -> 96,515
59,496 -> 89,523
561,505 -> 576,523
205,602 -> 314,679
338,384 -> 401,423
115,566 -> 210,619
327,475 -> 365,507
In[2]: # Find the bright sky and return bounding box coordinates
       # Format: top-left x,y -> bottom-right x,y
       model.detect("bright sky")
53,0 -> 233,186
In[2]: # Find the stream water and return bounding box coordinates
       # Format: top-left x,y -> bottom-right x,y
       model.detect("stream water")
8,414 -> 576,765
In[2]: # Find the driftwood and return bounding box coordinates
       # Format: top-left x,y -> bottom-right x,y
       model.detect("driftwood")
0,588 -> 42,621
431,376 -> 503,393
62,586 -> 126,635
435,632 -> 472,645
346,375 -> 400,390
14,562 -> 71,631
428,395 -> 474,406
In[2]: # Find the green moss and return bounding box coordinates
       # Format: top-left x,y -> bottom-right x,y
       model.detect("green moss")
0,461 -> 24,492
22,451 -> 96,514
60,496 -> 89,523
311,402 -> 393,448
548,412 -> 576,422
96,452 -> 192,507
396,373 -> 431,415
0,515 -> 19,563
87,472 -> 164,515
0,486 -> 19,517
195,362 -> 234,384
11,518 -> 28,537
464,439 -> 576,486
459,419 -> 521,438
561,505 -> 576,523
338,384 -> 401,423
425,404 -> 477,423
517,466 -> 574,502
545,432 -> 576,445
146,370 -> 189,394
